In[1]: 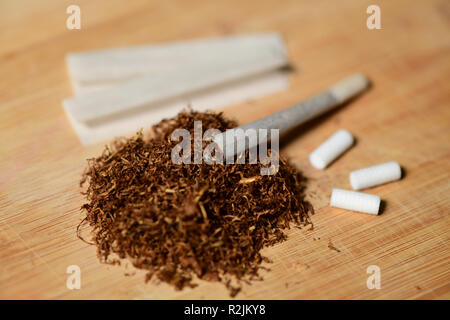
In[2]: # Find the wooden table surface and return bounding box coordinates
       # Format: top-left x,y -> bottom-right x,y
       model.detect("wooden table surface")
1,0 -> 449,299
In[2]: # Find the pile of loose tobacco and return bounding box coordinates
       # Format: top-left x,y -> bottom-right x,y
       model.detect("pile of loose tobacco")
79,110 -> 313,296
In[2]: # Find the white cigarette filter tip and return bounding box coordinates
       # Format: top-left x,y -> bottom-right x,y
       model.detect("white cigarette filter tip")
309,129 -> 354,169
329,73 -> 370,103
350,161 -> 402,190
330,188 -> 380,215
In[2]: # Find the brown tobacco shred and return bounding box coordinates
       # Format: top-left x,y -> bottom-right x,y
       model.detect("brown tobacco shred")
328,239 -> 341,253
79,110 -> 314,297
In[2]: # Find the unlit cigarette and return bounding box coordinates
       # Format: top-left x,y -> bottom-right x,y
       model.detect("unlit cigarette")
309,129 -> 354,169
350,161 -> 402,190
330,188 -> 380,215
213,74 -> 369,159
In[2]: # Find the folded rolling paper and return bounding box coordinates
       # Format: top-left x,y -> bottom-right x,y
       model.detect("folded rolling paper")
63,33 -> 290,145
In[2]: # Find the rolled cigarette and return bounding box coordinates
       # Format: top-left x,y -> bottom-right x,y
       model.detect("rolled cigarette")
213,74 -> 369,159
309,129 -> 354,169
330,188 -> 380,215
350,161 -> 402,190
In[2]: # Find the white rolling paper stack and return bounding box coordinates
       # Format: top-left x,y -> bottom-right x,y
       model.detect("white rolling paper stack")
62,33 -> 290,145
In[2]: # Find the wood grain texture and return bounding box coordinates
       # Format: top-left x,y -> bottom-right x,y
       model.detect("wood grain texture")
0,0 -> 449,299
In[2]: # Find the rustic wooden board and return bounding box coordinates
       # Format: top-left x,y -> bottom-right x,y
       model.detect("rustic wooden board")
0,0 -> 449,299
